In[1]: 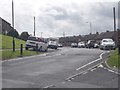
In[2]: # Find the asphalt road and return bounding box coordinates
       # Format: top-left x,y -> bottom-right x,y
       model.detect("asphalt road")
2,47 -> 119,88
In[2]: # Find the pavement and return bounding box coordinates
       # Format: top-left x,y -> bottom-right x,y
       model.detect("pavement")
1,47 -> 119,88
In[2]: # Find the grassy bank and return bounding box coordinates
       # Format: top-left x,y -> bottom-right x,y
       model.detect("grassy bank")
1,34 -> 25,49
1,50 -> 42,60
107,49 -> 120,68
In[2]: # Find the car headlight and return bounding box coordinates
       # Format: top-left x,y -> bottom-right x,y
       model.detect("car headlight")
113,43 -> 115,46
102,44 -> 106,46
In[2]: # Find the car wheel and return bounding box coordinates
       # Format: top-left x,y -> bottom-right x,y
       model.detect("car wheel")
39,46 -> 42,52
45,48 -> 48,52
55,47 -> 57,49
100,48 -> 103,50
25,47 -> 28,50
112,48 -> 115,50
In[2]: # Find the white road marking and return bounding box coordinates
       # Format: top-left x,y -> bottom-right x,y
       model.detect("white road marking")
65,62 -> 102,81
98,64 -> 104,68
82,71 -> 88,75
105,60 -> 120,75
71,78 -> 74,80
76,52 -> 105,71
42,84 -> 54,88
68,80 -> 71,81
90,68 -> 96,72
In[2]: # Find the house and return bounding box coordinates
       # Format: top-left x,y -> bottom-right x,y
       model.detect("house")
0,17 -> 14,35
58,31 -> 117,46
59,35 -> 81,46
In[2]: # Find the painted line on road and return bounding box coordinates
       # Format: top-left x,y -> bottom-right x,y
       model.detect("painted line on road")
90,68 -> 97,72
104,60 -> 120,75
65,62 -> 103,81
76,52 -> 105,71
42,84 -> 55,89
82,71 -> 88,75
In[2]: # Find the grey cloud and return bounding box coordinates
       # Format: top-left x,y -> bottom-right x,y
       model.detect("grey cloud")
0,1 -> 118,37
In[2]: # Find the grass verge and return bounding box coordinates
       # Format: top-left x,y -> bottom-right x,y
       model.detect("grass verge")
1,34 -> 25,49
107,49 -> 120,69
1,50 -> 43,60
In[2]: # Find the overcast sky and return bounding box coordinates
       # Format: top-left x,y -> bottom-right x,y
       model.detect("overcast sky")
0,0 -> 119,38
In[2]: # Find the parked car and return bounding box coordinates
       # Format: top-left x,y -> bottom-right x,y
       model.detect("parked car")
25,36 -> 48,52
78,42 -> 85,48
94,43 -> 99,48
48,40 -> 58,49
100,38 -> 116,50
86,40 -> 96,48
58,43 -> 63,47
71,43 -> 78,48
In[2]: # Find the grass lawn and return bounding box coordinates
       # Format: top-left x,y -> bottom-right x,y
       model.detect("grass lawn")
1,50 -> 43,60
107,49 -> 120,69
1,34 -> 25,49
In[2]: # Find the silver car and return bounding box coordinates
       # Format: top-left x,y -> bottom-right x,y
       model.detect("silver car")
100,38 -> 115,50
71,43 -> 78,48
78,42 -> 85,48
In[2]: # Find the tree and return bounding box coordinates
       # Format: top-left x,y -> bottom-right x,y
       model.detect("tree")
96,32 -> 99,35
7,29 -> 19,38
20,32 -> 29,41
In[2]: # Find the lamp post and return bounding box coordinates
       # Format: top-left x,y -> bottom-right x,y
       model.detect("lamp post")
34,16 -> 35,36
118,2 -> 120,54
86,22 -> 92,34
63,32 -> 65,37
113,7 -> 117,44
41,32 -> 43,38
12,0 -> 15,52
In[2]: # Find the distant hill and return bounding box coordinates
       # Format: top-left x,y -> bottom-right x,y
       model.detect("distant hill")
1,34 -> 25,49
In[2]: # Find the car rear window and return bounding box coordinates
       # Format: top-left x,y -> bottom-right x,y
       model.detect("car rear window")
28,37 -> 38,41
102,39 -> 113,42
28,37 -> 48,43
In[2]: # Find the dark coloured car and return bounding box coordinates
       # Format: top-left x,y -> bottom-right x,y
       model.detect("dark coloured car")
86,40 -> 97,48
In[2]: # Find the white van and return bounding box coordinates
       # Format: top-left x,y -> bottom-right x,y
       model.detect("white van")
25,36 -> 48,52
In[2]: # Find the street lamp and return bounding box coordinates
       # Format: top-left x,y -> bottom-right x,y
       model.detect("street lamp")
113,7 -> 117,45
118,2 -> 120,54
86,21 -> 92,34
12,0 -> 15,52
41,32 -> 43,38
63,32 -> 65,37
34,16 -> 35,36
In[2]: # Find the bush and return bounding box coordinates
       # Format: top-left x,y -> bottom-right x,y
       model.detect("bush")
7,29 -> 19,38
20,32 -> 29,41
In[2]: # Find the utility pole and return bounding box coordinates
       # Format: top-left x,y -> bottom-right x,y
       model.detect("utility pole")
90,22 -> 92,34
63,32 -> 65,37
41,32 -> 43,38
113,7 -> 117,43
34,16 -> 35,36
118,2 -> 120,54
12,0 -> 15,52
86,22 -> 92,34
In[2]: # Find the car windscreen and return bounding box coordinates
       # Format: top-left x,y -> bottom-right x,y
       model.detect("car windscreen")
90,41 -> 96,44
28,37 -> 38,41
107,39 -> 113,42
103,39 -> 113,42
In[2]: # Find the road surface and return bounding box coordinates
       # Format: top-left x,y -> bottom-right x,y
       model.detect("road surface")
2,47 -> 119,88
